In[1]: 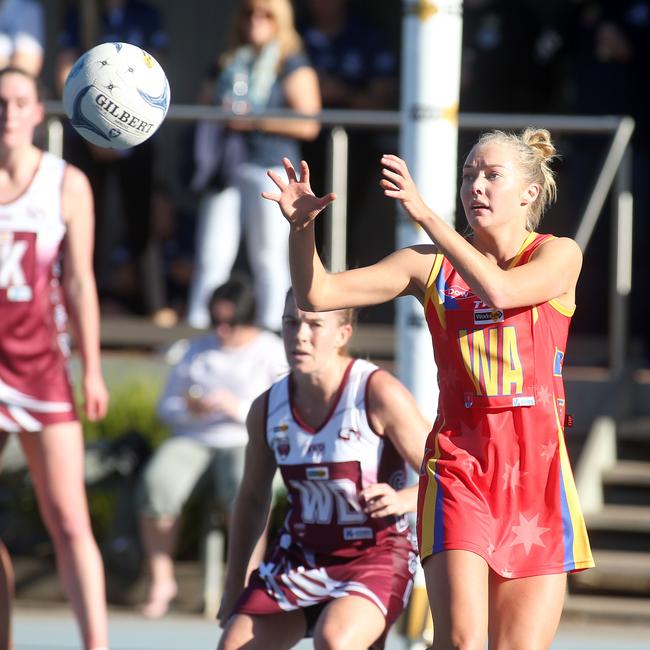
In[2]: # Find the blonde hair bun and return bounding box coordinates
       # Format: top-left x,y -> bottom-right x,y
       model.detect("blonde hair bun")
522,128 -> 557,162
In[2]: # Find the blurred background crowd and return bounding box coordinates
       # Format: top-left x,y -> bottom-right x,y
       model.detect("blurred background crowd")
2,0 -> 649,358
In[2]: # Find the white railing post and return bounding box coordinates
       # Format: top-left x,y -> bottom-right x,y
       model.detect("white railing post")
325,126 -> 349,272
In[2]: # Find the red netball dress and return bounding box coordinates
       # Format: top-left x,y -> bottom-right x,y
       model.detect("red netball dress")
417,232 -> 594,578
235,359 -> 416,646
0,153 -> 76,431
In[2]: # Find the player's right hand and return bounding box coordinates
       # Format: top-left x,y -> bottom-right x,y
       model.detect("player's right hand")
262,158 -> 336,231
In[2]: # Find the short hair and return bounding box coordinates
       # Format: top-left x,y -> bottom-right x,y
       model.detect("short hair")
208,272 -> 257,326
474,127 -> 559,231
0,66 -> 42,101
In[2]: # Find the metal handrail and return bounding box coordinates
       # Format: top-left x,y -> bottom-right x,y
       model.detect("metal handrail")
43,102 -> 634,370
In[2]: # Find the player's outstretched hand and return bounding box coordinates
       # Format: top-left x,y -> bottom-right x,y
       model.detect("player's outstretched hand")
380,154 -> 431,225
262,158 -> 336,231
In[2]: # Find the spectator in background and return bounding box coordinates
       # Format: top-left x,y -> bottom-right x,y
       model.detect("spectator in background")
186,0 -> 320,332
298,0 -> 399,280
55,0 -> 169,320
563,0 -> 650,360
460,0 -> 540,114
136,274 -> 287,619
0,0 -> 44,77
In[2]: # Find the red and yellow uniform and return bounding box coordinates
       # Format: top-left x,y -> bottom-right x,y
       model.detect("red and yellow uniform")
417,232 -> 594,578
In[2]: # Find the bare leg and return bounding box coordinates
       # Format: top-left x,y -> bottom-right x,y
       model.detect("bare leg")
423,550 -> 489,650
0,541 -> 13,650
313,595 -> 387,650
19,423 -> 108,650
218,610 -> 306,650
138,514 -> 179,618
488,571 -> 566,649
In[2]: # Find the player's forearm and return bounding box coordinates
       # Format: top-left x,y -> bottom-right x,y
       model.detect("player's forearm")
288,222 -> 332,311
223,490 -> 272,592
65,276 -> 103,375
397,485 -> 419,515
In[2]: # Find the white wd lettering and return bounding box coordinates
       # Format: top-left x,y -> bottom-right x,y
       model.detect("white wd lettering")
0,240 -> 28,288
329,479 -> 366,525
290,478 -> 366,525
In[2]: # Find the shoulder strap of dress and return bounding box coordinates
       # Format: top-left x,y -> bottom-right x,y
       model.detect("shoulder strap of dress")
511,232 -> 556,267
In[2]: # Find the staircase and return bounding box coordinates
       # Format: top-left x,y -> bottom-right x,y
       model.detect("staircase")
567,391 -> 650,622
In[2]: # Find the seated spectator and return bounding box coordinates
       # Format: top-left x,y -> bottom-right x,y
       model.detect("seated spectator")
186,0 -> 320,331
55,0 -> 169,318
136,274 -> 287,619
0,0 -> 44,76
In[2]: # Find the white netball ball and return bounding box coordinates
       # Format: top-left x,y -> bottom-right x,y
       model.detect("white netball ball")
63,42 -> 170,150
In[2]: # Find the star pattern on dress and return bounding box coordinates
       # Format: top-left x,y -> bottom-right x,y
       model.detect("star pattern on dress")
486,542 -> 495,557
536,384 -> 552,408
502,460 -> 527,493
540,440 -> 558,463
440,364 -> 460,392
510,513 -> 550,555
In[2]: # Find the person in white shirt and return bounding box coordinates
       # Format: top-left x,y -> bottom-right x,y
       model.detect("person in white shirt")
136,274 -> 287,618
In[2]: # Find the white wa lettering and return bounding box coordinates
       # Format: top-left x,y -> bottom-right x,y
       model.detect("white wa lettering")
0,240 -> 28,287
289,478 -> 366,525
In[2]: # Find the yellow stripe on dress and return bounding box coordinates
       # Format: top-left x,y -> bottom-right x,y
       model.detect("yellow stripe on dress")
549,299 -> 576,317
420,420 -> 444,559
507,231 -> 540,269
554,404 -> 594,567
424,253 -> 446,330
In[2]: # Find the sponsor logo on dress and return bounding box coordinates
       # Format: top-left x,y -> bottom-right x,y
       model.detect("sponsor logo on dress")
343,527 -> 374,540
512,396 -> 535,407
473,308 -> 504,324
307,442 -> 325,455
442,285 -> 474,300
306,466 -> 329,480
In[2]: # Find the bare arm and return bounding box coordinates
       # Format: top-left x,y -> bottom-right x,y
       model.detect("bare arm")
381,155 -> 583,310
218,392 -> 277,625
263,158 -> 435,312
61,165 -> 108,421
361,370 -> 430,517
229,66 -> 321,140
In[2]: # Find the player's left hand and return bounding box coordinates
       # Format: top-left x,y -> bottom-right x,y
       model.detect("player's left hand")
83,372 -> 109,421
380,154 -> 431,225
360,482 -> 405,518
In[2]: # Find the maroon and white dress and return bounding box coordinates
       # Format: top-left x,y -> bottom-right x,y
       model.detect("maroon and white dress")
0,152 -> 77,432
235,359 -> 417,646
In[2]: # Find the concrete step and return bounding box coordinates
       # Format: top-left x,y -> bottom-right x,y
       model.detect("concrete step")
585,505 -> 650,552
616,418 -> 650,462
563,593 -> 650,624
570,550 -> 650,596
603,461 -> 650,506
13,556 -> 205,615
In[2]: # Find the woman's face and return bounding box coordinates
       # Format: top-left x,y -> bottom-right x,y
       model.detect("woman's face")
0,72 -> 43,151
241,2 -> 277,48
460,141 -> 531,231
281,295 -> 351,376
